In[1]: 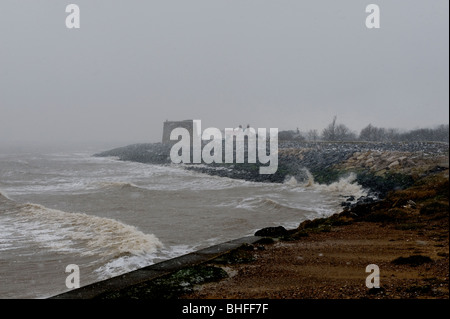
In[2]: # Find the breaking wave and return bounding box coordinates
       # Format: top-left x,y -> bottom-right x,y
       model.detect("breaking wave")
0,191 -> 11,201
94,181 -> 142,190
0,195 -> 163,279
14,203 -> 163,257
94,254 -> 159,281
283,170 -> 367,199
237,196 -> 307,214
311,173 -> 367,198
256,198 -> 302,212
283,168 -> 315,187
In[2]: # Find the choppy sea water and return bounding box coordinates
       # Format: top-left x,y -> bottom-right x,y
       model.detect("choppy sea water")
0,147 -> 366,298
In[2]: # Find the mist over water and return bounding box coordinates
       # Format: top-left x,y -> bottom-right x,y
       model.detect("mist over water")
0,148 -> 366,298
0,0 -> 447,301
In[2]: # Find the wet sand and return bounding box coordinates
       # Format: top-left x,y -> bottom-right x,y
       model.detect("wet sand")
182,221 -> 448,299
51,162 -> 448,300
182,171 -> 449,299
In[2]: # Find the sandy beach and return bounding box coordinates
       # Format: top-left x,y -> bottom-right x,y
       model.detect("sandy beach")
182,219 -> 448,299
71,163 -> 448,300
180,171 -> 449,299
45,143 -> 449,300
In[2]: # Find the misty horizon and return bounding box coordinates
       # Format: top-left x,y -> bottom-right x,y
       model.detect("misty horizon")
1,1 -> 448,149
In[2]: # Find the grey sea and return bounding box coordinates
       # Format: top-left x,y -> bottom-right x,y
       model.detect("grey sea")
0,146 -> 366,298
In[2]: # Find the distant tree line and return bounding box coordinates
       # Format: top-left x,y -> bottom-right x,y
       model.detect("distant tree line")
279,116 -> 449,143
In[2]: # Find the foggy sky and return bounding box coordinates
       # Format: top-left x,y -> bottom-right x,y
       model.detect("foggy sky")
0,0 -> 448,149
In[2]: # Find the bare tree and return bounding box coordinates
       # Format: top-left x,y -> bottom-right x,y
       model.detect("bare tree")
335,123 -> 356,141
359,124 -> 448,142
359,124 -> 388,141
400,124 -> 449,142
321,116 -> 337,141
307,129 -> 319,141
381,128 -> 396,141
322,116 -> 355,141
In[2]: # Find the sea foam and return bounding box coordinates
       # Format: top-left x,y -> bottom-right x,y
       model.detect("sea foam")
15,203 -> 163,257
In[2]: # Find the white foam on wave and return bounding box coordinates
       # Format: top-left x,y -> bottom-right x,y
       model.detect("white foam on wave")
283,175 -> 300,186
1,193 -> 165,283
10,203 -> 163,258
0,215 -> 17,251
96,238 -> 228,280
94,254 -> 159,280
283,170 -> 367,199
5,180 -> 91,196
235,197 -> 259,210
0,190 -> 12,201
311,173 -> 367,198
93,181 -> 141,190
160,244 -> 198,259
283,169 -> 315,187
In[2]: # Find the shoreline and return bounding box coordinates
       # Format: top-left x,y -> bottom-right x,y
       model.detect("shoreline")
181,169 -> 449,299
49,142 -> 448,299
50,168 -> 448,299
94,141 -> 449,200
49,236 -> 264,299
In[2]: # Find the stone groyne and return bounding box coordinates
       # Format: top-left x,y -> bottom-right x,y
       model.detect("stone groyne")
95,141 -> 449,201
